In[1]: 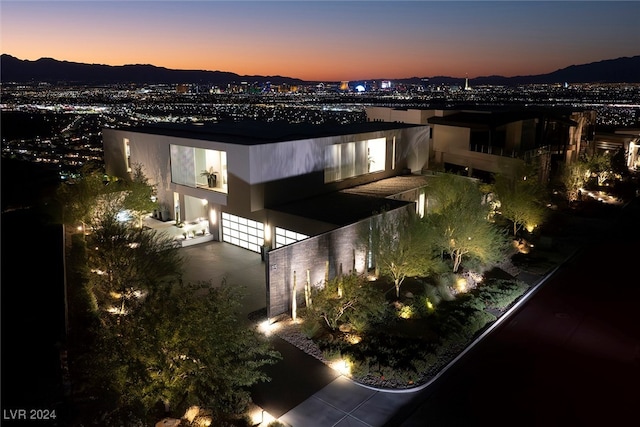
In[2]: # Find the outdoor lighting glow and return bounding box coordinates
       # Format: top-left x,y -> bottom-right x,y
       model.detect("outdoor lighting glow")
425,298 -> 434,311
347,334 -> 362,344
330,358 -> 351,376
209,208 -> 216,225
116,210 -> 133,222
264,224 -> 271,243
91,268 -> 106,275
526,224 -> 536,233
128,242 -> 140,248
250,407 -> 275,426
399,305 -> 414,319
109,291 -> 122,299
77,226 -> 83,231
258,319 -> 280,336
456,278 -> 467,293
107,306 -> 127,315
133,290 -> 146,299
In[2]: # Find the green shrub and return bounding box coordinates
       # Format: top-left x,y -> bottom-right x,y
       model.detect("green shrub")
300,318 -> 322,339
475,279 -> 529,310
433,294 -> 496,343
308,273 -> 387,331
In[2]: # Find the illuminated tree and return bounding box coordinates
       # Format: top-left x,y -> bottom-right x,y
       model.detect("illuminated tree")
122,163 -> 157,228
425,173 -> 507,273
56,163 -> 112,231
587,151 -> 613,186
367,209 -> 439,298
86,207 -> 183,323
73,211 -> 279,425
133,281 -> 280,421
560,160 -> 589,203
309,273 -> 386,331
493,163 -> 548,236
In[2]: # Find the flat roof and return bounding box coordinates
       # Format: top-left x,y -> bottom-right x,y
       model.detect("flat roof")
428,109 -> 578,130
271,175 -> 433,226
271,191 -> 411,227
341,174 -> 433,198
113,120 -> 425,146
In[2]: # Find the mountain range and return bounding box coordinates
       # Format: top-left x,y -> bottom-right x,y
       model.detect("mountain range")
1,54 -> 639,86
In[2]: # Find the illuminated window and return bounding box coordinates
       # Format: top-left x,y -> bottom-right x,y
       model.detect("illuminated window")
124,138 -> 131,172
170,145 -> 228,193
324,137 -> 386,183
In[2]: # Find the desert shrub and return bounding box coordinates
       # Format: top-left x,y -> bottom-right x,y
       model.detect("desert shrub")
435,273 -> 457,301
474,279 -> 529,310
320,342 -> 345,362
309,273 -> 387,331
300,318 -> 322,339
433,294 -> 496,344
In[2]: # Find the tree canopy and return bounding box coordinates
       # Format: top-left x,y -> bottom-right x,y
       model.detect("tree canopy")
493,163 -> 548,236
424,173 -> 507,273
367,209 -> 439,298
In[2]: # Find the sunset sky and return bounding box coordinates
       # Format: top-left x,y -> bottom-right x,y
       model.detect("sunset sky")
1,1 -> 639,82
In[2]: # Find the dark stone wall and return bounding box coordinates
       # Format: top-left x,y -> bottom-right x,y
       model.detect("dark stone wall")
266,204 -> 410,318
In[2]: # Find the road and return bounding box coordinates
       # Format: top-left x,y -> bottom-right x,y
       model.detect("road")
387,198 -> 640,427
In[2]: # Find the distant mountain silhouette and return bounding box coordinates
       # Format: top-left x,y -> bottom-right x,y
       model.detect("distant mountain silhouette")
355,56 -> 640,86
0,54 -> 306,86
1,54 -> 639,85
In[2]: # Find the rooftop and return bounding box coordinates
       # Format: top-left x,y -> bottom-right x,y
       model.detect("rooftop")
113,120 -> 425,146
272,175 -> 431,226
428,109 -> 578,129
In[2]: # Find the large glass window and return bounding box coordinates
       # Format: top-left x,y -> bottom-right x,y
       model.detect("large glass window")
170,144 -> 227,193
324,137 -> 386,182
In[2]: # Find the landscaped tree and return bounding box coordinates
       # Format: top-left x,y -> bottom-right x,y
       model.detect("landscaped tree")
560,159 -> 589,203
56,163 -> 113,231
122,163 -> 158,228
85,207 -> 184,322
72,209 -> 280,425
75,280 -> 280,425
424,173 -> 507,273
586,151 -> 613,186
131,281 -> 281,422
367,209 -> 439,298
309,273 -> 386,331
493,163 -> 548,236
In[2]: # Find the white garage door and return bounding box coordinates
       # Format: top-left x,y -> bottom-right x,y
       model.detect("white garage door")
275,227 -> 309,249
221,212 -> 264,253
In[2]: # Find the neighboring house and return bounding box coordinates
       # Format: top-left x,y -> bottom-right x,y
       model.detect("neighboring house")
103,120 -> 432,317
366,106 -> 596,182
593,129 -> 640,170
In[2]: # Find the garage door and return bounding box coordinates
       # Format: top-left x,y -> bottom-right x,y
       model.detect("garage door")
221,212 -> 264,253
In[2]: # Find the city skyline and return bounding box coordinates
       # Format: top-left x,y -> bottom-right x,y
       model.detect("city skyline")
2,1 -> 639,82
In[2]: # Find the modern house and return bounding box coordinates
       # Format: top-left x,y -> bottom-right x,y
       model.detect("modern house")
593,129 -> 640,170
103,120 -> 432,317
366,106 -> 596,182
